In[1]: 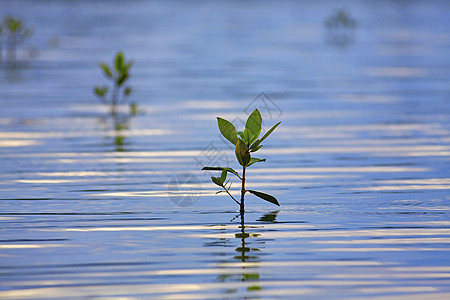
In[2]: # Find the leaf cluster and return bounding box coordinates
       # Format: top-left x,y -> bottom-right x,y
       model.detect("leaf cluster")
2,16 -> 33,37
0,16 -> 33,50
217,109 -> 280,168
94,52 -> 133,103
202,109 -> 281,207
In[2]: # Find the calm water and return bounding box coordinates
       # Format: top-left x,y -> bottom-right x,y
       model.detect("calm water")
0,0 -> 449,299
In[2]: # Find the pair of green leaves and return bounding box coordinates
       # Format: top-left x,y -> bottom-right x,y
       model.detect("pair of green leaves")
1,16 -> 33,37
211,169 -> 229,187
3,16 -> 23,33
95,85 -> 131,97
94,86 -> 108,97
94,52 -> 134,101
98,52 -> 133,87
218,109 -> 280,167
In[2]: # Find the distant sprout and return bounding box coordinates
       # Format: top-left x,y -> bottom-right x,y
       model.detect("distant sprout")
324,8 -> 357,48
202,109 -> 281,214
94,52 -> 134,116
325,9 -> 356,29
1,15 -> 33,62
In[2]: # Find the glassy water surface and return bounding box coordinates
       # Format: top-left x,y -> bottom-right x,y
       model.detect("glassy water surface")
0,0 -> 449,299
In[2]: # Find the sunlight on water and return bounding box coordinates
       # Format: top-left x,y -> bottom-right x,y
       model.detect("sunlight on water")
0,139 -> 40,147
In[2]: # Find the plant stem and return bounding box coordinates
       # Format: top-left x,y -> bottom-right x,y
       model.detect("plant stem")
240,166 -> 246,214
111,84 -> 118,116
6,34 -> 17,62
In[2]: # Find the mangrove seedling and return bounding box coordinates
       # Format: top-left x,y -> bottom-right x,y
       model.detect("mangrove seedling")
202,108 -> 281,214
94,52 -> 134,116
1,16 -> 33,62
324,8 -> 357,47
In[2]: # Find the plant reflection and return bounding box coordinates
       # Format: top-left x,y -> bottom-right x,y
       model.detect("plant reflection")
205,211 -> 279,296
113,118 -> 127,152
93,52 -> 139,151
257,211 -> 279,223
0,15 -> 33,65
97,115 -> 130,152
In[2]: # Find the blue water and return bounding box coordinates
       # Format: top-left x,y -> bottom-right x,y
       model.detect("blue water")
0,0 -> 449,298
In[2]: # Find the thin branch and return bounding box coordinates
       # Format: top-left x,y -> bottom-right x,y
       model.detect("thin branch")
222,186 -> 240,205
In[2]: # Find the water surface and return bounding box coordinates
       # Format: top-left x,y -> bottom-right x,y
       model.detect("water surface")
0,0 -> 449,299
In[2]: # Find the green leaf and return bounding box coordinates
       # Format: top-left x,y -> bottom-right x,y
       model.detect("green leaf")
94,86 -> 108,97
259,121 -> 281,144
217,117 -> 238,145
246,157 -> 266,167
99,62 -> 112,79
201,167 -> 241,179
211,176 -> 223,187
115,52 -> 125,72
249,142 -> 263,152
251,121 -> 281,149
94,87 -> 101,96
245,109 -> 262,144
117,73 -> 128,86
124,86 -> 132,96
220,169 -> 227,183
235,138 -> 251,167
5,17 -> 22,33
247,190 -> 280,206
242,128 -> 251,145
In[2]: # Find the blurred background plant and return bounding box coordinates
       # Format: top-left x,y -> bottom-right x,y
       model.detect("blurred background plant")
94,52 -> 139,151
324,8 -> 357,48
0,15 -> 33,63
94,51 -> 136,117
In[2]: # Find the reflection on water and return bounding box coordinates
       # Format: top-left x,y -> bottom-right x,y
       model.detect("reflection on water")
205,212 -> 266,295
0,0 -> 450,298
